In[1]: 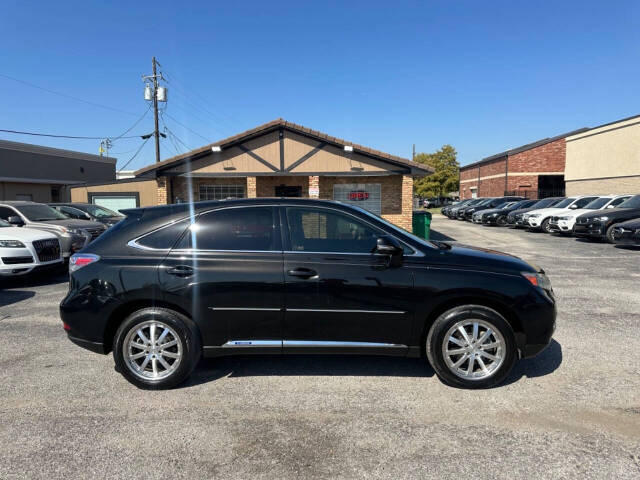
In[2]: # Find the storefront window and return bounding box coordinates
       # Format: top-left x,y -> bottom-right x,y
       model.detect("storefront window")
199,184 -> 246,201
333,183 -> 382,215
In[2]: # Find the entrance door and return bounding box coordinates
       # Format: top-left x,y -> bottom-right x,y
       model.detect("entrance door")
275,185 -> 302,197
159,206 -> 285,355
281,205 -> 415,354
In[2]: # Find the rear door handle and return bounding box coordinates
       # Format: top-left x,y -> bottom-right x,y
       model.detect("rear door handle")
166,265 -> 194,278
287,268 -> 317,279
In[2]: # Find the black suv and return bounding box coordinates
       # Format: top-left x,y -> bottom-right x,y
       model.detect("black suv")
573,194 -> 640,242
60,199 -> 556,390
49,203 -> 124,228
506,197 -> 565,228
464,196 -> 524,221
475,199 -> 538,226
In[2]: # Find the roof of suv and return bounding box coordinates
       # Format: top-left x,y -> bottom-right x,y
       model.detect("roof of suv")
0,201 -> 39,206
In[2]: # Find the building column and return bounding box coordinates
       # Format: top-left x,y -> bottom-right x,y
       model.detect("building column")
247,176 -> 257,198
157,176 -> 168,205
400,175 -> 414,231
308,175 -> 319,198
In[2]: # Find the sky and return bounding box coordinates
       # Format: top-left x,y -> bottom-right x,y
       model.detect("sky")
1,0 -> 639,170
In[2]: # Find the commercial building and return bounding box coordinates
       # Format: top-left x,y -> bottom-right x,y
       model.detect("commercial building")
71,119 -> 433,230
459,129 -> 587,200
565,114 -> 640,195
0,139 -> 116,202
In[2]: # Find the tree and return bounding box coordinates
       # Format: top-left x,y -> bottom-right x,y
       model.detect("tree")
413,145 -> 459,198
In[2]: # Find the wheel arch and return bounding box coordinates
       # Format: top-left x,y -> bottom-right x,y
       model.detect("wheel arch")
103,300 -> 199,354
419,296 -> 524,356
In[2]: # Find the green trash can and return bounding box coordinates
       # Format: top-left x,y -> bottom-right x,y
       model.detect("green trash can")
412,211 -> 432,240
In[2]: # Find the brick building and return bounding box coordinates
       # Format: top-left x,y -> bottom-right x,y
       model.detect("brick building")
459,129 -> 587,200
70,119 -> 432,230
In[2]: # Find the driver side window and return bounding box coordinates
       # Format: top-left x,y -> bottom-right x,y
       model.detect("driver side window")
286,207 -> 382,253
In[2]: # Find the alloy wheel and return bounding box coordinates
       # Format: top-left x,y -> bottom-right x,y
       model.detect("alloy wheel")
123,320 -> 183,380
441,319 -> 505,380
496,215 -> 507,226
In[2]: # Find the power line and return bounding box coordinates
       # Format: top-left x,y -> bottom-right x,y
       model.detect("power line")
163,112 -> 210,143
0,72 -> 138,116
161,117 -> 194,152
117,138 -> 151,172
112,104 -> 152,141
0,128 -> 142,140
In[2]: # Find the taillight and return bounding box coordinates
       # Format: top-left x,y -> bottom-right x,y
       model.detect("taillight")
69,253 -> 100,273
62,321 -> 71,331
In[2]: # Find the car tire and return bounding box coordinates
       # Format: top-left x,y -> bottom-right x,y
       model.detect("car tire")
426,305 -> 517,389
113,307 -> 201,389
541,218 -> 552,233
496,215 -> 507,227
605,224 -> 618,244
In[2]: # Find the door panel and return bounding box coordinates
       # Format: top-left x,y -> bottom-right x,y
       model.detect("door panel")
281,206 -> 415,352
159,206 -> 285,353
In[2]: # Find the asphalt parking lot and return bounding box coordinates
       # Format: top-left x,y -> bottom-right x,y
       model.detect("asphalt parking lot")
1,216 -> 639,479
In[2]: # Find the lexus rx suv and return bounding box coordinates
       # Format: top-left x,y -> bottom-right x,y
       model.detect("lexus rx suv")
60,199 -> 556,390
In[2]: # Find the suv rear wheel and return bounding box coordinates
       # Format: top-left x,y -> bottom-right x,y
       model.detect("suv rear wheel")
113,308 -> 201,389
426,305 -> 517,389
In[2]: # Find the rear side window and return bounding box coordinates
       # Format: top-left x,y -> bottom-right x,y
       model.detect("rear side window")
137,218 -> 192,249
179,207 -> 278,251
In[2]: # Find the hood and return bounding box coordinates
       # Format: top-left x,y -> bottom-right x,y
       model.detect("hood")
555,207 -> 597,219
509,206 -> 541,216
0,226 -> 57,242
616,218 -> 640,228
36,219 -> 105,229
526,207 -> 567,216
427,243 -> 538,275
578,206 -> 640,221
478,207 -> 504,216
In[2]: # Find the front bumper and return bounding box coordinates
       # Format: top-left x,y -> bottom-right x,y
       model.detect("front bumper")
527,216 -> 543,228
612,227 -> 640,245
0,243 -> 63,276
573,221 -> 606,238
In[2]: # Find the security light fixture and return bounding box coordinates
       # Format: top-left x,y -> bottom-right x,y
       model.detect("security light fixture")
211,145 -> 222,152
344,145 -> 354,152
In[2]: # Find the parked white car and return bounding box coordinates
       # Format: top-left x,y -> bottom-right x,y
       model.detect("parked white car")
548,195 -> 632,234
0,219 -> 63,276
524,195 -> 600,232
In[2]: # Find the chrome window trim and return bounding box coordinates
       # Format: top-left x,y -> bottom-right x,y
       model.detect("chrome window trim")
284,204 -> 423,257
222,340 -> 281,348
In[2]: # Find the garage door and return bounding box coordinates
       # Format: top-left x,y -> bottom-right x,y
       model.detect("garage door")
89,194 -> 139,213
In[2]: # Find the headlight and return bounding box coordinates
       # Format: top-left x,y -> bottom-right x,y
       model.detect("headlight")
558,216 -> 570,221
529,213 -> 541,218
0,239 -> 26,248
490,213 -> 499,217
60,227 -> 84,235
594,216 -> 609,222
522,271 -> 552,291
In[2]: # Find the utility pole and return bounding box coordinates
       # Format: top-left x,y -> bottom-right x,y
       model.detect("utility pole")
412,144 -> 416,160
143,57 -> 166,163
152,57 -> 160,163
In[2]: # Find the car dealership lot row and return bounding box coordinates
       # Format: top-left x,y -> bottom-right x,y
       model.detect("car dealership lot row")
1,215 -> 640,479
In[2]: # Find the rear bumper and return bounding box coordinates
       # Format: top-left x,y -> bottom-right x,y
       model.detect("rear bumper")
67,334 -> 106,354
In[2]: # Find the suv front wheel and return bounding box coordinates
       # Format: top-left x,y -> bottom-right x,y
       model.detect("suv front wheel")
426,305 -> 517,389
113,308 -> 201,389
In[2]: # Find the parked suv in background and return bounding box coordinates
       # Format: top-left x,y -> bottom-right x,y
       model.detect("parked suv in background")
548,195 -> 631,234
443,198 -> 477,218
0,201 -> 106,258
61,198 -> 556,390
49,203 -> 124,228
611,217 -> 640,246
456,198 -> 494,220
466,196 -> 524,222
506,197 -> 565,228
475,199 -> 538,226
524,196 -> 600,232
574,194 -> 640,242
0,218 -> 62,276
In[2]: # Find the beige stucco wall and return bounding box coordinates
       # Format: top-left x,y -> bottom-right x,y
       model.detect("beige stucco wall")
566,175 -> 640,196
70,179 -> 159,206
565,116 -> 640,183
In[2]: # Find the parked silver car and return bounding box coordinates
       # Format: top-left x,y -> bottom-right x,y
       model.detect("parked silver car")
0,201 -> 106,258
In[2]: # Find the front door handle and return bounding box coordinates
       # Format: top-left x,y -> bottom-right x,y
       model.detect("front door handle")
166,265 -> 194,278
287,268 -> 317,279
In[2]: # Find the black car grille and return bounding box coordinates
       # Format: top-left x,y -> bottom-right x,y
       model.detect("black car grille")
2,256 -> 33,264
576,217 -> 589,224
85,227 -> 105,241
32,239 -> 60,262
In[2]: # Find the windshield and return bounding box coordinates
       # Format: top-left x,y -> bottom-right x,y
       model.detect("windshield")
583,197 -> 611,210
552,198 -> 576,209
0,219 -> 10,227
618,195 -> 640,209
495,201 -> 513,209
476,198 -> 493,206
16,204 -> 68,221
81,204 -> 122,218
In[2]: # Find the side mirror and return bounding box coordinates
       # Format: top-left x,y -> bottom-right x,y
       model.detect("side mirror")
374,235 -> 404,267
606,205 -> 615,209
7,216 -> 24,226
569,204 -> 578,209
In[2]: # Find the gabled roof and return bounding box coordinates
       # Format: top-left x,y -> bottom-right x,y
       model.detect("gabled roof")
134,118 -> 433,176
461,127 -> 589,170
